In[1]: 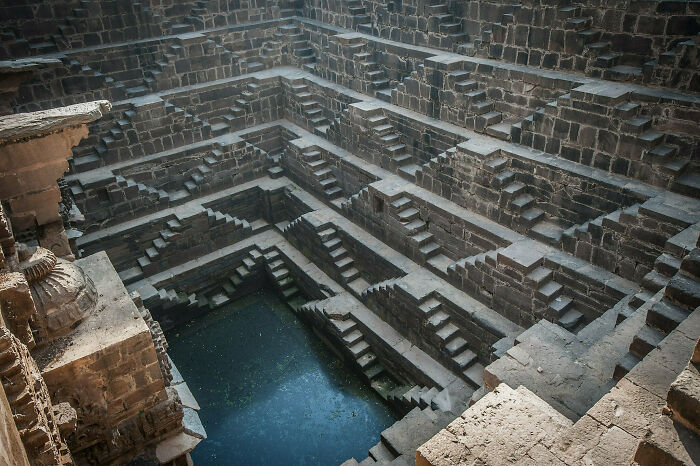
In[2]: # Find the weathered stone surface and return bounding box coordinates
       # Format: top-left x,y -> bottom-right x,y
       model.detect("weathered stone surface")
416,384 -> 572,466
0,101 -> 111,142
1,2 -> 699,464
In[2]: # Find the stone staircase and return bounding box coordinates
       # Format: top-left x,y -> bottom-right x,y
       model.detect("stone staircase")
299,148 -> 346,204
343,0 -> 371,29
120,210 -> 252,284
209,84 -> 261,136
290,82 -> 330,135
561,204 -> 640,251
353,52 -> 391,98
61,56 -> 127,100
367,114 -> 418,179
27,0 -> 171,56
526,265 -> 585,332
260,39 -> 283,64
301,298 -> 394,390
317,225 -> 369,294
264,249 -> 305,309
614,248 -> 699,379
351,48 -> 391,99
449,249 -> 586,333
182,149 -> 222,196
184,0 -> 209,30
616,101 -> 686,179
483,154 -> 550,237
277,24 -> 316,71
232,48 -> 267,73
343,405 -> 459,466
392,379 -> 472,416
70,102 -> 204,172
418,295 -> 484,389
291,36 -> 316,67
424,0 -> 469,51
388,196 -> 451,275
456,2 -> 521,57
587,20 -> 698,85
446,69 -> 515,140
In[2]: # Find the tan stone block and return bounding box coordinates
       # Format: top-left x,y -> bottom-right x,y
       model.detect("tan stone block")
108,376 -> 133,399
581,425 -> 639,466
551,414 -> 607,463
139,347 -> 158,366
626,354 -> 687,400
145,362 -> 163,382
0,125 -> 87,168
416,429 -> 471,466
587,378 -> 665,438
516,443 -> 565,466
419,384 -> 572,465
677,309 -> 700,345
633,414 -> 700,466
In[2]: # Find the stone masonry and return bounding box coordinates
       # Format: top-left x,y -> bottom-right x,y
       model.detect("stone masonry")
0,1 -> 699,465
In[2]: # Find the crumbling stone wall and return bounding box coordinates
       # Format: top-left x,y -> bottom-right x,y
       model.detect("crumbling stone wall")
0,326 -> 71,466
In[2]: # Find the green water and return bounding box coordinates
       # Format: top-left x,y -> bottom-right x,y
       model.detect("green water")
165,289 -> 399,466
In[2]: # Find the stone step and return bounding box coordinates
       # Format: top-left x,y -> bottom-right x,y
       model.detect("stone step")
342,267 -> 360,282
398,207 -> 420,222
537,280 -> 563,301
462,363 -> 484,388
350,340 -> 370,358
445,336 -> 468,356
335,256 -> 355,272
558,309 -> 584,331
428,311 -> 449,328
646,300 -> 690,334
630,325 -> 665,358
613,352 -> 641,379
368,441 -> 395,463
343,329 -> 364,346
549,295 -> 574,317
510,193 -> 535,212
436,323 -> 458,342
419,242 -> 440,258
453,349 -> 477,370
419,298 -> 442,316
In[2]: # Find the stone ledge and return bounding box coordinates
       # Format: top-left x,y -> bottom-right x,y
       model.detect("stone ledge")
0,100 -> 111,143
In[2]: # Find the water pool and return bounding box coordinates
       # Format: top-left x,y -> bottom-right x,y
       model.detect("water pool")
166,289 -> 399,465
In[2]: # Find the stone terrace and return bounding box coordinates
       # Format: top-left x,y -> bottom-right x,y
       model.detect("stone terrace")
2,1 -> 699,464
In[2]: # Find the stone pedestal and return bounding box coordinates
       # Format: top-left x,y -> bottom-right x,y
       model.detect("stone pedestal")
34,252 -> 184,464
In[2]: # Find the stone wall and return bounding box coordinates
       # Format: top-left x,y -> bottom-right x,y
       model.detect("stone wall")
447,239 -> 639,330
0,326 -> 70,466
344,184 -> 514,267
416,138 -> 648,243
303,0 -> 700,90
0,380 -> 31,466
393,54 -> 579,140
283,138 -> 381,205
518,82 -> 700,195
284,213 -> 405,286
70,137 -> 271,228
0,0 -> 170,59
